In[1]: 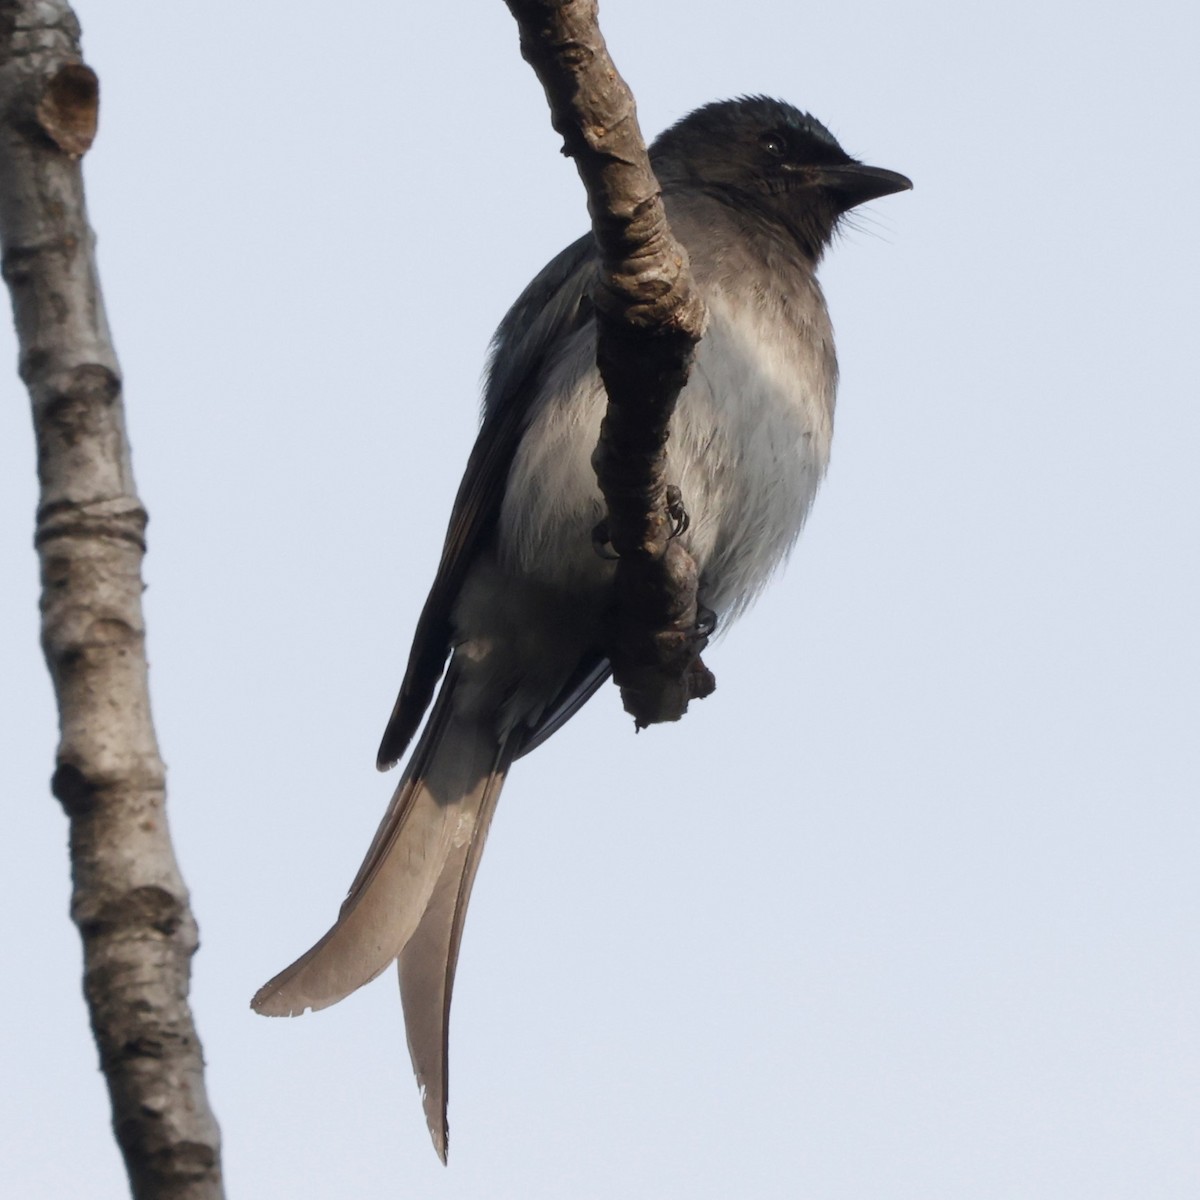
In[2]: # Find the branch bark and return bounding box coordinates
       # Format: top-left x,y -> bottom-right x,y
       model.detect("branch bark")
0,3 -> 224,1196
504,0 -> 717,725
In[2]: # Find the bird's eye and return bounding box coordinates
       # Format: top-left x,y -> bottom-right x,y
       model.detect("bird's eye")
761,133 -> 787,157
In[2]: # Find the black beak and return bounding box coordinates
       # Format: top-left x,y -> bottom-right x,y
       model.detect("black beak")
814,163 -> 912,211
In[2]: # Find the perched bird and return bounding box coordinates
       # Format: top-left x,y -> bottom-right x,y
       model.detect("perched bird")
253,96 -> 910,1160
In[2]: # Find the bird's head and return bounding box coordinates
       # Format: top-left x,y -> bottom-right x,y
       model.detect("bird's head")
650,96 -> 911,260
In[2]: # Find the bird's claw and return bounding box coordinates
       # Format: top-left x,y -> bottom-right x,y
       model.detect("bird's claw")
591,519 -> 620,560
666,485 -> 690,539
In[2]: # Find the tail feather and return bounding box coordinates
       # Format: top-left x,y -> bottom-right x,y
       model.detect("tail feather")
252,674 -> 506,1020
398,752 -> 510,1162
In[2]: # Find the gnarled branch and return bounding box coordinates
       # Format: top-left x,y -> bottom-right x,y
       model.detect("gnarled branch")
505,0 -> 717,725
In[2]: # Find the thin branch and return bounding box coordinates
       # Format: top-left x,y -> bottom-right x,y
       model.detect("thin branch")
504,0 -> 717,725
0,3 -> 224,1196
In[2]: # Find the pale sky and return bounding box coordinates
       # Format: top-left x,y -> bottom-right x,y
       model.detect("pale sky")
3,1 -> 1198,1196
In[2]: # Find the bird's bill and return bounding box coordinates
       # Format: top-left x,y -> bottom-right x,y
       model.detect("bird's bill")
815,163 -> 913,210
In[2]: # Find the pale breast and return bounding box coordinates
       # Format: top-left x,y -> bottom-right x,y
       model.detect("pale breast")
497,271 -> 836,625
673,282 -> 836,619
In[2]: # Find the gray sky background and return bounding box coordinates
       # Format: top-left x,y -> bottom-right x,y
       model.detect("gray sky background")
3,1 -> 1198,1196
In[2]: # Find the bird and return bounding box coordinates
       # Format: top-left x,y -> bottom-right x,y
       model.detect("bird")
252,95 -> 910,1161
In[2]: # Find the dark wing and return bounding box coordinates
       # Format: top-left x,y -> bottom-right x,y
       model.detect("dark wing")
514,652 -> 612,759
377,234 -> 597,769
